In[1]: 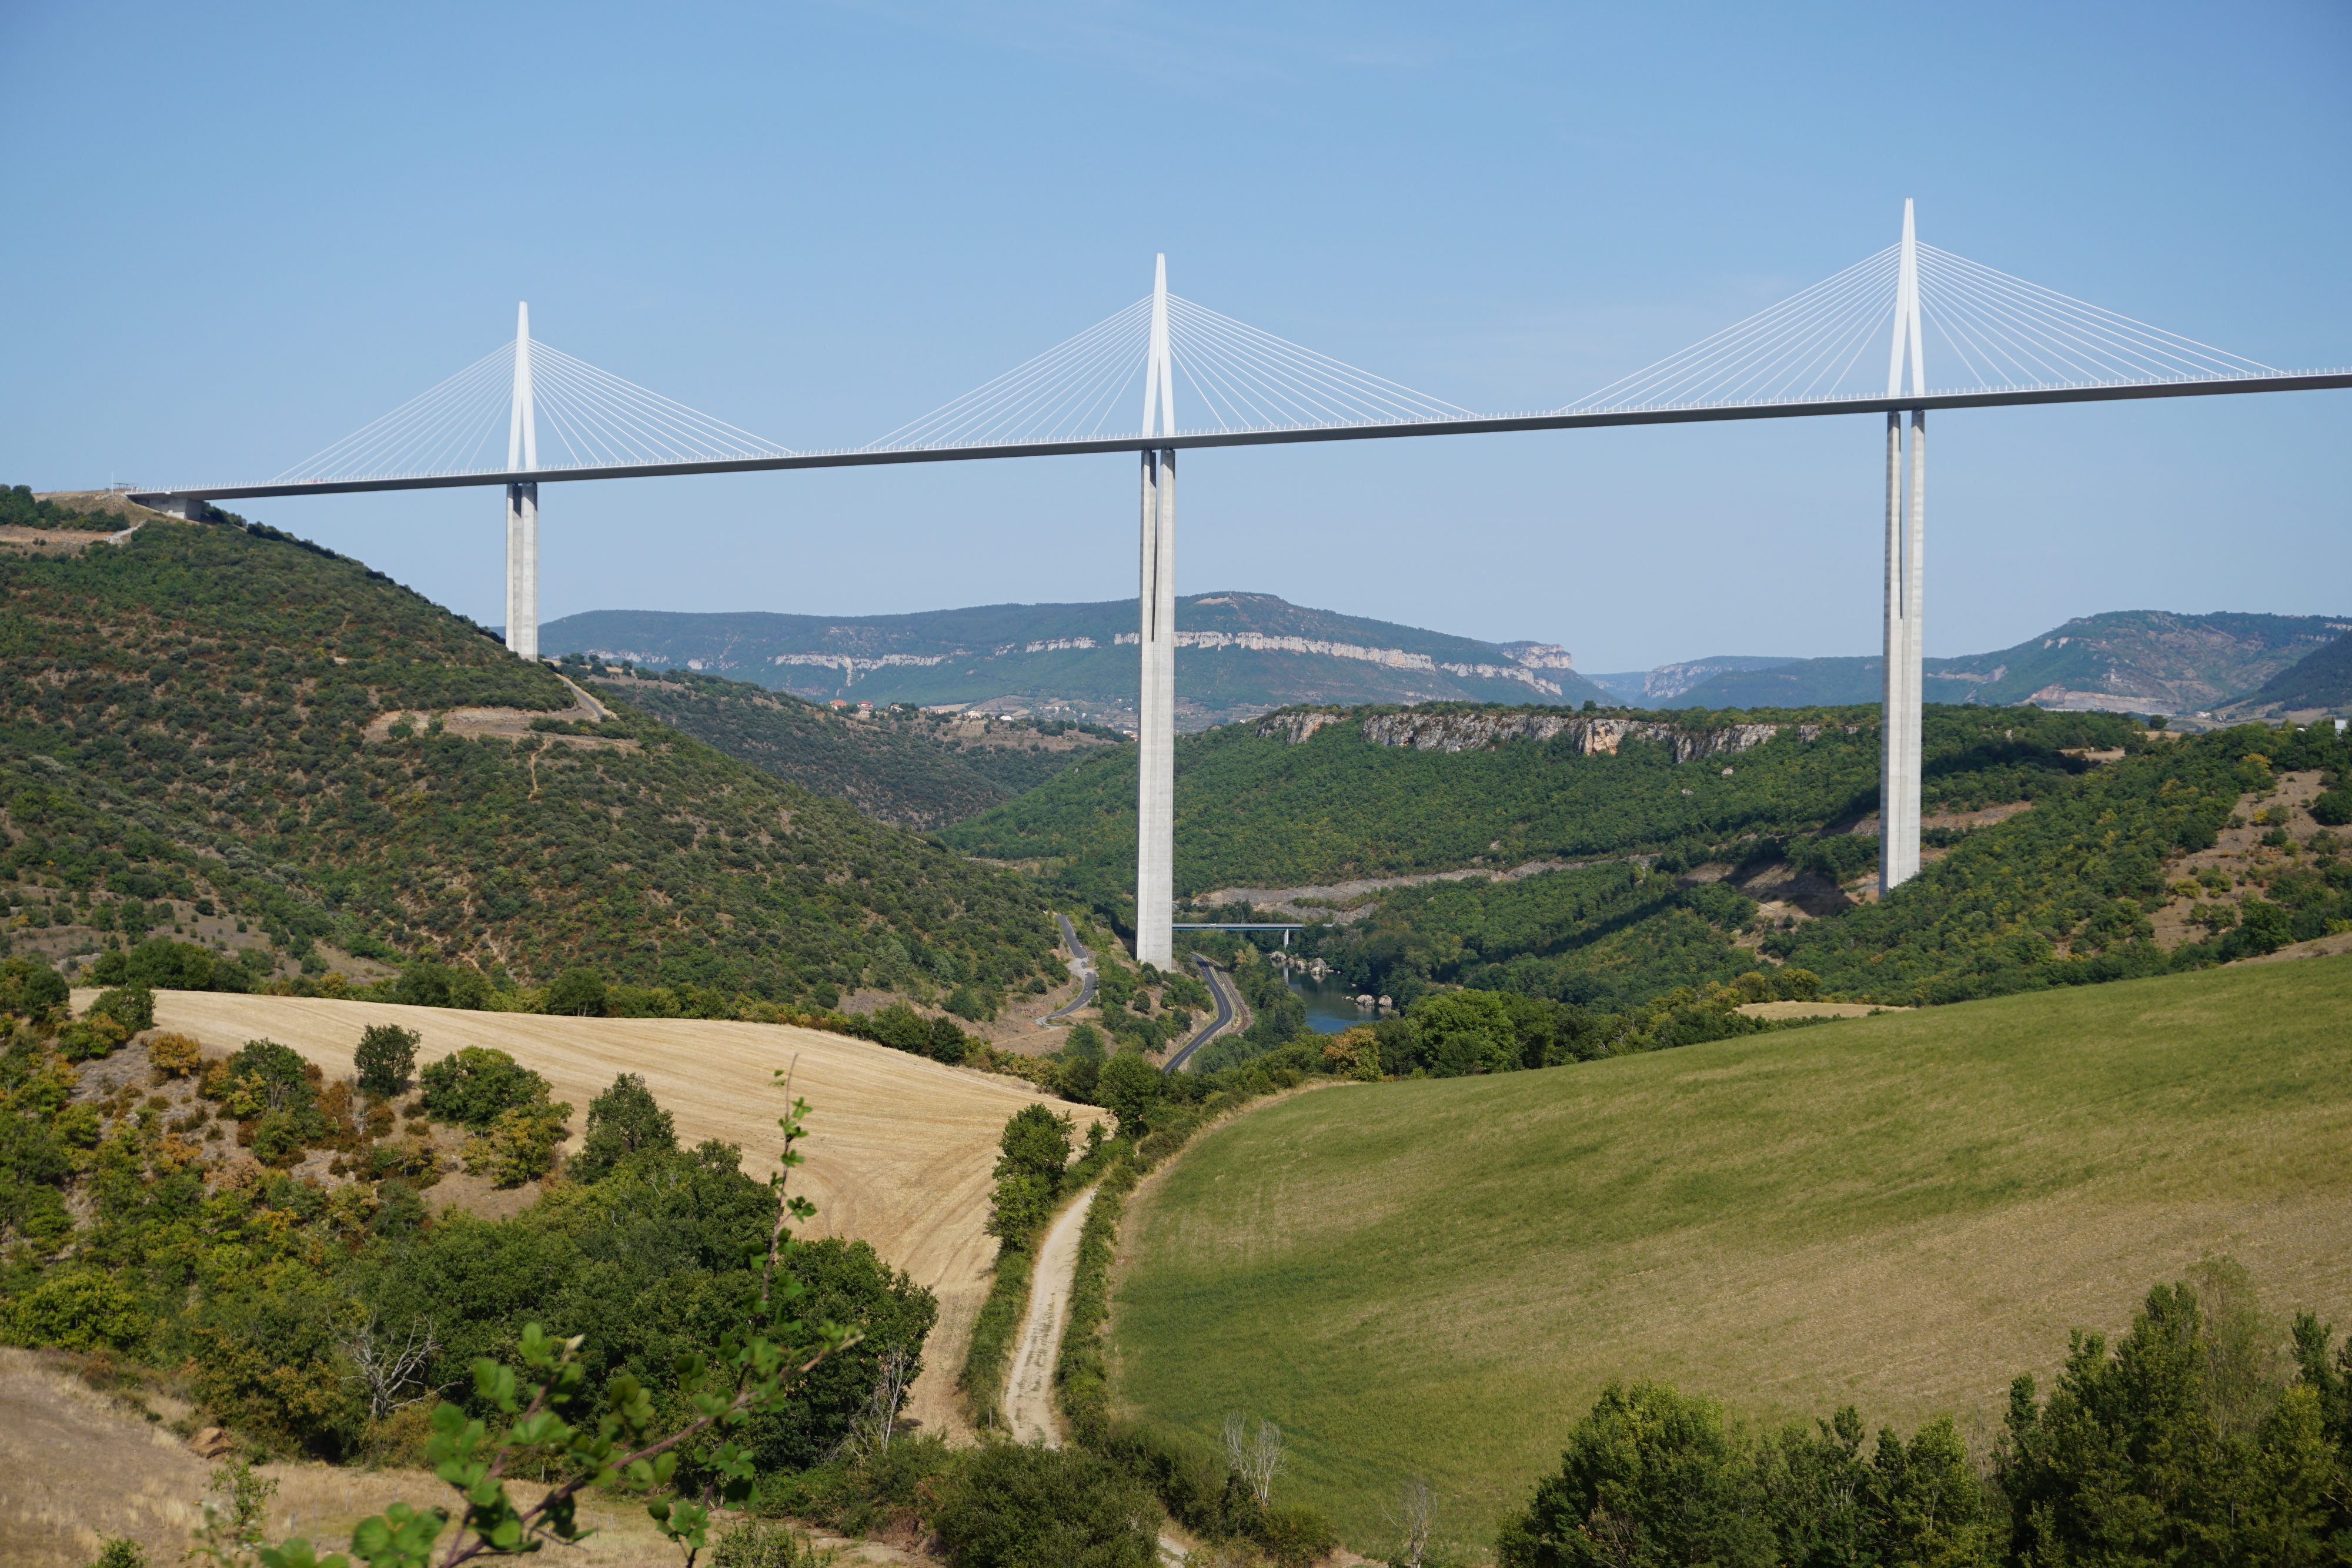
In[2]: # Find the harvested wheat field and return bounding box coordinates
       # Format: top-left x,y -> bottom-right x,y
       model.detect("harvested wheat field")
82,990 -> 1106,1440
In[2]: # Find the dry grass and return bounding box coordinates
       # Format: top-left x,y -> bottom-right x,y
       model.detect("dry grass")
73,991 -> 1107,1442
1113,954 -> 2352,1556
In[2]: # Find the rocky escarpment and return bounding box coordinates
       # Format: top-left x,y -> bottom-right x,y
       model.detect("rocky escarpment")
1254,707 -> 1855,763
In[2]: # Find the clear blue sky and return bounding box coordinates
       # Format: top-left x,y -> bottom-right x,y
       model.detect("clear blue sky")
4,1 -> 2346,671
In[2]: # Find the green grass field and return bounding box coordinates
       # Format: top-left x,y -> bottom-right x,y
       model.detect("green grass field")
1110,955 -> 2352,1558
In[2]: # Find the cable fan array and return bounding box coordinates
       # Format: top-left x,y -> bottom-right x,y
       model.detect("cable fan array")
273,338 -> 795,484
1560,243 -> 2274,415
861,293 -> 1471,452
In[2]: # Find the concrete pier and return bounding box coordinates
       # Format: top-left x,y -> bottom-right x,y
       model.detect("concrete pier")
1135,447 -> 1175,966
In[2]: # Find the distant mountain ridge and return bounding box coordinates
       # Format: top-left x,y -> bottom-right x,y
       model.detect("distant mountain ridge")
1583,656 -> 1800,705
1643,611 -> 2347,718
542,593 -> 1612,728
2224,626 -> 2352,718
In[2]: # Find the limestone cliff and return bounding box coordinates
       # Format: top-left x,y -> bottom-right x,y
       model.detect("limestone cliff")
1254,707 -> 1852,762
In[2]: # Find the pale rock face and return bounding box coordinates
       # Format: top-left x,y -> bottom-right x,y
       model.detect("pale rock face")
1254,709 -> 1847,761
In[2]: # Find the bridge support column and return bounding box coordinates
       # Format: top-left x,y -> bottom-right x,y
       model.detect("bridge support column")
1879,411 -> 1924,892
1879,200 -> 1927,897
1136,447 -> 1175,967
503,301 -> 540,661
505,481 -> 538,661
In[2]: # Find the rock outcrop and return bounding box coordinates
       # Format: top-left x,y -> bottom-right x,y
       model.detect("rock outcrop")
1255,708 -> 1852,761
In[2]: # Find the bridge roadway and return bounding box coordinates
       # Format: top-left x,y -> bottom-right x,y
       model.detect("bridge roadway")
129,372 -> 2352,506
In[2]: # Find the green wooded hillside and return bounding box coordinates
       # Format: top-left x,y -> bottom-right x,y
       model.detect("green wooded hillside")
1297,717 -> 2352,1010
572,660 -> 1122,830
945,702 -> 2140,904
0,510 -> 1058,1003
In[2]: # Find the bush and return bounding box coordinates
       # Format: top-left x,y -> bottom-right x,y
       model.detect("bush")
56,1012 -> 129,1062
6,1269 -> 150,1353
85,1536 -> 148,1568
461,1100 -> 572,1186
211,1039 -> 318,1119
1251,1504 -> 1340,1568
85,982 -> 155,1034
2311,788 -> 2352,827
930,1442 -> 1158,1568
708,1520 -> 825,1568
148,1031 -> 203,1078
417,1045 -> 552,1129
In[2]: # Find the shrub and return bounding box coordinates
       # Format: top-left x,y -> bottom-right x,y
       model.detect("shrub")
944,984 -> 993,1022
85,982 -> 155,1034
85,1536 -> 148,1568
708,1520 -> 825,1568
56,1012 -> 129,1062
353,1022 -> 421,1096
461,1099 -> 573,1186
2311,788 -> 2352,827
1251,1504 -> 1340,1568
148,1031 -> 204,1078
417,1045 -> 552,1129
212,1039 -> 318,1119
6,1269 -> 150,1353
565,1072 -> 677,1184
930,1442 -> 1158,1568
250,1108 -> 309,1166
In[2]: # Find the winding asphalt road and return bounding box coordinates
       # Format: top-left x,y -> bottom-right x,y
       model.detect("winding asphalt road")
1164,955 -> 1238,1074
1041,913 -> 1097,1024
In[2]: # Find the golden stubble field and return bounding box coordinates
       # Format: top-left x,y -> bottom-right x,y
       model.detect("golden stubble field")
85,990 -> 1108,1442
1112,954 -> 2352,1557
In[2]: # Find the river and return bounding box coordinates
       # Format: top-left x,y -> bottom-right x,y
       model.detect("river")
1286,972 -> 1386,1034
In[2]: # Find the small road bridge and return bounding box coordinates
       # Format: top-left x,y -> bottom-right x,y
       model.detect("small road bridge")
123,204 -> 2351,964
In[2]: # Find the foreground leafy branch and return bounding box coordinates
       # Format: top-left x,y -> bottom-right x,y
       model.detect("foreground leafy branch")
224,1070 -> 850,1568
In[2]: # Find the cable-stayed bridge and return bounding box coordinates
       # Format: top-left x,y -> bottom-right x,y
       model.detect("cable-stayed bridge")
126,205 -> 2350,966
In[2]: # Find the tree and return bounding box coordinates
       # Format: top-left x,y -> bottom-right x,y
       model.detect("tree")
1097,1052 -> 1165,1136
1406,991 -> 1517,1077
1225,1412 -> 1286,1508
1496,1381 -> 1775,1568
418,1045 -> 553,1130
544,967 -> 609,1017
566,1072 -> 679,1183
354,1023 -> 421,1097
224,1078 -> 847,1568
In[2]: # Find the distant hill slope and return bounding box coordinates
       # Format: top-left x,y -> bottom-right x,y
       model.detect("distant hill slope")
943,698 -> 2139,915
0,506 -> 1059,1006
1582,655 -> 1799,704
1672,610 -> 2349,715
1113,955 -> 2352,1553
540,592 -> 1611,727
2224,626 -> 2352,717
568,661 -> 1125,830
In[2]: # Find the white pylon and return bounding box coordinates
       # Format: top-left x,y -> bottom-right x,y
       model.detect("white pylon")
505,302 -> 540,661
1135,256 -> 1178,967
1880,203 -> 1926,894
